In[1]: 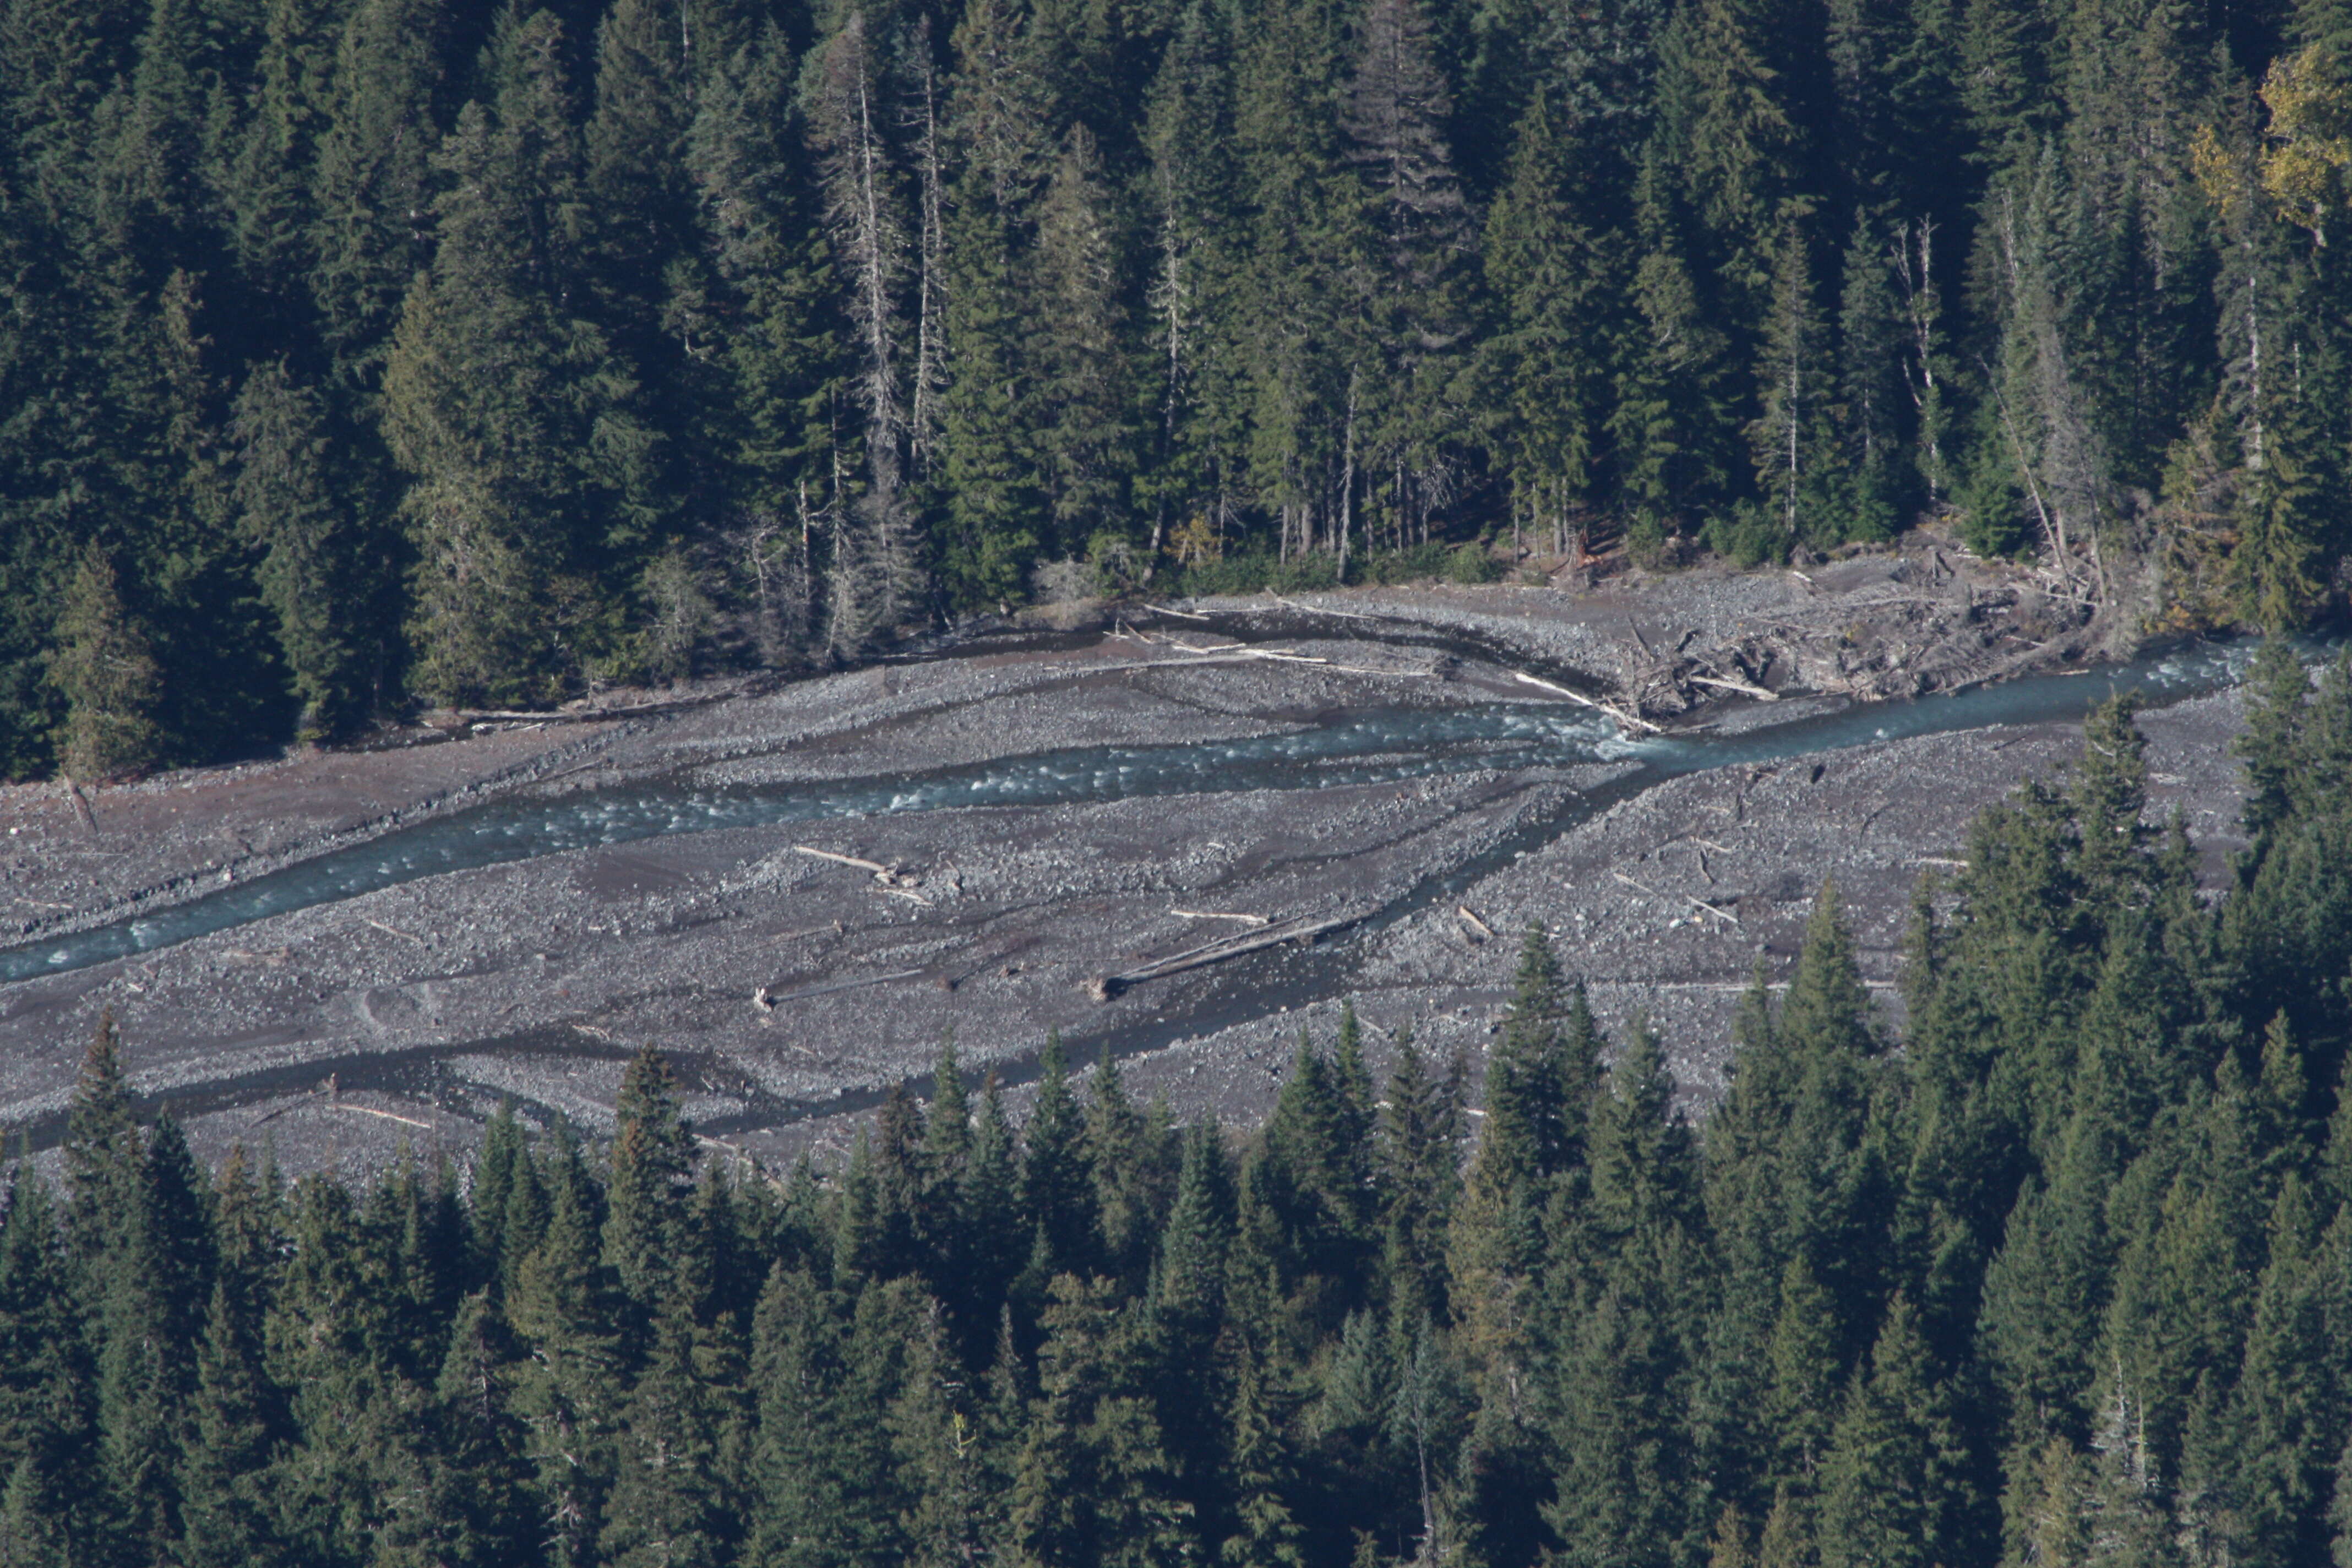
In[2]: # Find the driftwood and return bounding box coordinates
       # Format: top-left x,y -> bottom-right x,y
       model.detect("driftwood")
361,917 -> 426,945
1145,603 -> 1212,620
1172,908 -> 1270,927
1134,629 -> 1429,679
434,690 -> 733,727
756,968 -> 928,1010
1509,671 -> 1665,735
1687,673 -> 1779,702
1090,911 -> 1363,999
1267,592 -> 1381,622
327,1101 -> 436,1131
1456,905 -> 1495,942
793,845 -> 923,890
793,845 -> 891,874
1163,636 -> 1327,665
1610,870 -> 1740,926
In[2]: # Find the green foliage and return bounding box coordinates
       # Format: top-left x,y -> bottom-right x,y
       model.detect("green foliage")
6,0 -> 2349,774
48,547 -> 162,782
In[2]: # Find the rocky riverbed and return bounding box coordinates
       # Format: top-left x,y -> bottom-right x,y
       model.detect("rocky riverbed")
0,534 -> 2252,1180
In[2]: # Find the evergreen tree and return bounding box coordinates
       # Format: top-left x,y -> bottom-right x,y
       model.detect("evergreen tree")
97,1109 -> 214,1562
604,1043 -> 695,1335
0,1166 -> 97,1562
1029,128 -> 1138,560
2235,636 -> 2313,850
599,1295 -> 743,1568
1021,1033 -> 1100,1288
1221,1344 -> 1308,1568
1007,1275 -> 1195,1567
176,1281 -> 284,1567
1478,87 -> 1622,554
1378,1027 -> 1465,1324
228,358 -> 371,738
47,545 -> 162,782
390,1292 -> 540,1568
379,8 -> 653,705
508,1149 -> 625,1568
1815,1296 -> 1942,1568
1546,1277 -> 1694,1568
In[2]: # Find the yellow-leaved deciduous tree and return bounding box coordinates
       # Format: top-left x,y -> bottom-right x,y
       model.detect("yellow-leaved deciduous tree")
2259,46 -> 2352,246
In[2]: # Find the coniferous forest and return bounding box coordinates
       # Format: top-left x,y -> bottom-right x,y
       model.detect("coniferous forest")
0,654 -> 2346,1563
7,0 -> 2352,778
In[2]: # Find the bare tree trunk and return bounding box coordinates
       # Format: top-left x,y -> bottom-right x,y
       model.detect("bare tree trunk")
1340,367 -> 1358,569
1149,210 -> 1188,563
907,31 -> 947,481
811,15 -> 907,500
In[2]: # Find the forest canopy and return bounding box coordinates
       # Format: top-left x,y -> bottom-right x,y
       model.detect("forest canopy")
3,0 -> 2350,775
7,657 -> 2352,1566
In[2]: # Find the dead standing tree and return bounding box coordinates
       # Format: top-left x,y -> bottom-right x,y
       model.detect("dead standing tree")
807,11 -> 911,503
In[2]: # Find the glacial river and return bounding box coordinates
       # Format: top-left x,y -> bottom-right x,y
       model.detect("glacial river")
0,638 -> 2262,990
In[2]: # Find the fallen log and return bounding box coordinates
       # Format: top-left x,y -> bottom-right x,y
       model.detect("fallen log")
326,1101 -> 437,1131
757,968 -> 928,1009
1089,911 -> 1364,999
1163,638 -> 1327,665
1456,905 -> 1495,942
794,845 -> 921,889
1688,673 -> 1779,701
792,845 -> 892,875
1172,908 -> 1270,926
1610,870 -> 1740,926
1509,671 -> 1665,735
1267,591 -> 1381,622
433,695 -> 705,726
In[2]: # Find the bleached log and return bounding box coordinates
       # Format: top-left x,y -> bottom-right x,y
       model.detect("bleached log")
1688,673 -> 1779,701
1509,671 -> 1665,735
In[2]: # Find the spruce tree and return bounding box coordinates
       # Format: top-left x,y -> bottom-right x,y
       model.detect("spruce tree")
2235,636 -> 2313,850
176,1281 -> 284,1567
603,1043 -> 695,1335
398,1292 -> 540,1568
0,1166 -> 97,1562
1021,1033 -> 1100,1288
1477,86 -> 1621,555
507,1154 -> 625,1568
306,0 -> 448,378
47,545 -> 162,782
1154,1120 -> 1235,1348
379,8 -> 654,705
1006,1275 -> 1195,1567
1377,1028 -> 1466,1325
599,1295 -> 742,1568
1221,1344 -> 1308,1567
1815,1296 -> 1946,1568
228,358 -> 368,738
1029,128 -> 1139,560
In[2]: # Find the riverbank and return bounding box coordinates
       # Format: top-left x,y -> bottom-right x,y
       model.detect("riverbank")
0,536 -> 2237,1179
